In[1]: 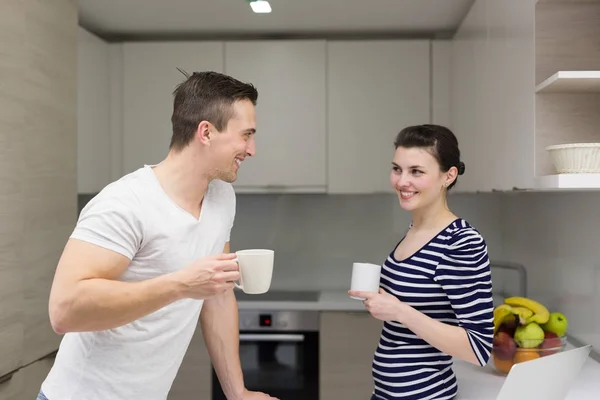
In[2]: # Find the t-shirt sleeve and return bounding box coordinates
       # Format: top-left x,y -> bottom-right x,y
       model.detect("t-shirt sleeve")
70,190 -> 143,260
434,228 -> 494,366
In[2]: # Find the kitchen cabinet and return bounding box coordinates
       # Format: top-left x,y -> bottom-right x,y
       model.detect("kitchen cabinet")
77,27 -> 111,194
326,40 -> 431,194
319,312 -> 383,400
122,41 -> 225,175
451,0 -> 600,191
224,40 -> 328,193
169,325 -> 212,400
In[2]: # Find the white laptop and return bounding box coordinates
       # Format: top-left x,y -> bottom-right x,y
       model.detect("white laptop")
496,344 -> 592,400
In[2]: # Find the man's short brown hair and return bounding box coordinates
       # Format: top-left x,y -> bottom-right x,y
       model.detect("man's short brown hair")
170,71 -> 258,151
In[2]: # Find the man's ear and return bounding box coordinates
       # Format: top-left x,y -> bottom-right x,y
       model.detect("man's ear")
196,121 -> 212,146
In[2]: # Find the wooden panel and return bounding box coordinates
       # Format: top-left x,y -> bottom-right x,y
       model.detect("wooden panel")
0,368 -> 24,400
0,0 -> 78,375
169,326 -> 212,400
319,312 -> 383,400
22,357 -> 56,400
536,2 -> 600,84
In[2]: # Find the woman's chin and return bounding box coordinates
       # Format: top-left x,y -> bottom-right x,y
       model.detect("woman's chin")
398,198 -> 418,211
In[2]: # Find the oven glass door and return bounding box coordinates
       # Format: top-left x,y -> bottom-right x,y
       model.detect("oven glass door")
212,331 -> 318,400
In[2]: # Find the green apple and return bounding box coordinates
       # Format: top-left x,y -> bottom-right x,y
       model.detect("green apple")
541,312 -> 568,337
514,322 -> 545,348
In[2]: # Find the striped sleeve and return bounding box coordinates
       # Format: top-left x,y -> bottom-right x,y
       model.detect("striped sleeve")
434,228 -> 494,366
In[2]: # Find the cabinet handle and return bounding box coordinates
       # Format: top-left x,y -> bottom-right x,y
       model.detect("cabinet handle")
0,350 -> 58,385
239,334 -> 304,342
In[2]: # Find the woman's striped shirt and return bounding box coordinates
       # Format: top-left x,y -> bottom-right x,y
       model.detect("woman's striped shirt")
371,218 -> 494,400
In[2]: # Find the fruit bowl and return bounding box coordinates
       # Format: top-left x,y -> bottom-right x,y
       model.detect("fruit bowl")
492,333 -> 567,375
491,296 -> 569,375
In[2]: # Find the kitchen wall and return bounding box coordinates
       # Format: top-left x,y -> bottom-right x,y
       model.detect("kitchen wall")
502,192 -> 600,351
230,192 -> 506,291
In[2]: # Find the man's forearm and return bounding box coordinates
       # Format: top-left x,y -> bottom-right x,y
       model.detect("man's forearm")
201,289 -> 244,400
50,273 -> 184,334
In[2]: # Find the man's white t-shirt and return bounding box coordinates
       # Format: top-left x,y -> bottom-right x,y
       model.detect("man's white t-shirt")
41,165 -> 236,400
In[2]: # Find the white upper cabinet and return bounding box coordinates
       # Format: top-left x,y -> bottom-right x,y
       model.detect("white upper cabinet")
452,0 -> 600,192
326,40 -> 431,194
122,42 -> 224,175
224,40 -> 327,192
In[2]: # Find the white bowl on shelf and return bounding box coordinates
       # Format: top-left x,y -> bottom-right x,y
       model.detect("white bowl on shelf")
546,143 -> 600,174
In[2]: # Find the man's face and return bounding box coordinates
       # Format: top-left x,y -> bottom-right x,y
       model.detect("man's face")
208,99 -> 256,183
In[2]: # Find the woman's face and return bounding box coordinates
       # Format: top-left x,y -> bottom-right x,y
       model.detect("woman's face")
389,146 -> 451,212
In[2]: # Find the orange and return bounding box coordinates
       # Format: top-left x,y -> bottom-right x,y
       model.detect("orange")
493,356 -> 514,374
513,350 -> 540,364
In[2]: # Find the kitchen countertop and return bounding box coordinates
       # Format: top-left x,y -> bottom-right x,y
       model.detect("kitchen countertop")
453,342 -> 600,399
236,289 -> 367,311
236,289 -> 600,398
236,289 -> 506,312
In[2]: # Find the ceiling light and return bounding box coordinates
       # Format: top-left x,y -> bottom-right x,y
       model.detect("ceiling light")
249,0 -> 271,13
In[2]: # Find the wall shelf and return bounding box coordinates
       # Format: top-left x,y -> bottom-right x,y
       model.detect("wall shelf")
535,173 -> 600,190
536,71 -> 600,93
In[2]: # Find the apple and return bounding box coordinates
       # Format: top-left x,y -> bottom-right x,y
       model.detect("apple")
539,331 -> 563,357
497,317 -> 517,337
514,322 -> 545,348
493,331 -> 517,360
541,312 -> 568,337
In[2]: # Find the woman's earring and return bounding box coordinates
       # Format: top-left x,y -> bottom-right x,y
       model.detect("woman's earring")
444,182 -> 449,187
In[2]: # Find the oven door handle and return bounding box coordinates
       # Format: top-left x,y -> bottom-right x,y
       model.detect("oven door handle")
239,333 -> 305,342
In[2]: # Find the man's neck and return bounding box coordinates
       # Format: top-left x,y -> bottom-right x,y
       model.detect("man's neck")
152,149 -> 211,217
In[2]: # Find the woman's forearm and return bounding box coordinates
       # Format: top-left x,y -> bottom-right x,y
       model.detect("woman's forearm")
397,304 -> 481,365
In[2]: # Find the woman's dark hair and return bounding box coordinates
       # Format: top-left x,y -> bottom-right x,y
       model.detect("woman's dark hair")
393,124 -> 465,190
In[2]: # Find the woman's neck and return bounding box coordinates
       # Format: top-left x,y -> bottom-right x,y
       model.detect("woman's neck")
410,199 -> 457,232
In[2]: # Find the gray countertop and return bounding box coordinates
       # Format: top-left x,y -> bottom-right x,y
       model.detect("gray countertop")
236,289 -> 506,312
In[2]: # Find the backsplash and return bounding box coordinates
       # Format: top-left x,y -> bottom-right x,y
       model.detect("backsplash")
230,192 -> 506,291
502,191 -> 600,351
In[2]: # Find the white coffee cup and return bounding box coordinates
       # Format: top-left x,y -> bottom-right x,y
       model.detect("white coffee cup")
234,249 -> 274,294
349,262 -> 381,300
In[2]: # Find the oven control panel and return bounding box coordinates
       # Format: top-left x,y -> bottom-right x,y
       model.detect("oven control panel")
238,310 -> 319,331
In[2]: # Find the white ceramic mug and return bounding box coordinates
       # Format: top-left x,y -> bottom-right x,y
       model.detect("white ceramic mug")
234,249 -> 274,294
349,262 -> 381,300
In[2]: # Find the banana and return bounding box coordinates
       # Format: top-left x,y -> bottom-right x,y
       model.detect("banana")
493,304 -> 513,333
504,296 -> 550,325
511,306 -> 534,325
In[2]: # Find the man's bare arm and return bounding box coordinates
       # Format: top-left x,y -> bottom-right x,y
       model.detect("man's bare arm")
49,239 -> 237,334
201,242 -> 244,400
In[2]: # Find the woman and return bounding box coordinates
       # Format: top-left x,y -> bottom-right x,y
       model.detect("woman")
349,124 -> 494,400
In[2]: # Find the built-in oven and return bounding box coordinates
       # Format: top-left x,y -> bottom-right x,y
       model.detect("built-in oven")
211,307 -> 319,400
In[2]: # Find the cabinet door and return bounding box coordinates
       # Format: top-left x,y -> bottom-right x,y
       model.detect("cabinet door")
169,326 -> 211,400
77,28 -> 111,194
224,40 -> 327,192
327,40 -> 431,194
320,312 -> 383,400
122,42 -> 225,175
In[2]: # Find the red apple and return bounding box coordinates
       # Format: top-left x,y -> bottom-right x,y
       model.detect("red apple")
497,317 -> 517,337
493,332 -> 517,360
539,331 -> 563,357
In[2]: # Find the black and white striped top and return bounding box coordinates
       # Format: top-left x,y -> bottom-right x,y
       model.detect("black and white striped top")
371,218 -> 494,400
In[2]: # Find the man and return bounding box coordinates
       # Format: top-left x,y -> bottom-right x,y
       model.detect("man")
38,71 -> 278,400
